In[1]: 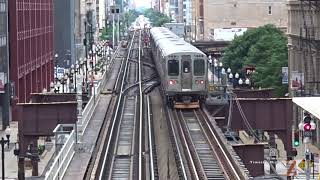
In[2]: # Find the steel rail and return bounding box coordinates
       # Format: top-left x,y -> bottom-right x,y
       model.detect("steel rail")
171,109 -> 198,180
108,99 -> 130,180
147,96 -> 155,180
108,58 -> 138,179
112,43 -> 125,91
197,109 -> 243,180
98,30 -> 137,180
178,110 -> 208,179
138,30 -> 143,180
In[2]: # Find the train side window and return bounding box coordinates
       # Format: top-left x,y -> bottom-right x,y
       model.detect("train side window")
168,60 -> 179,76
183,61 -> 190,73
194,59 -> 205,76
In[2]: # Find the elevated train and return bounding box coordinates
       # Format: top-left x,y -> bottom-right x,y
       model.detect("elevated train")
150,27 -> 207,108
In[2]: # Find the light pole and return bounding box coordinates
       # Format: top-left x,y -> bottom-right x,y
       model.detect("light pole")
71,64 -> 77,93
54,53 -> 58,83
50,82 -> 54,93
56,80 -> 61,93
298,112 -> 317,180
1,126 -> 11,180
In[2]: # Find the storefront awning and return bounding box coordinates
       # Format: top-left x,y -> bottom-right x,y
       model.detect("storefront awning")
292,97 -> 320,120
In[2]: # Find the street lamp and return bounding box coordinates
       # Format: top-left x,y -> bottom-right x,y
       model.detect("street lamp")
54,53 -> 59,83
71,64 -> 76,92
1,126 -> 11,180
56,81 -> 61,93
50,82 -> 55,93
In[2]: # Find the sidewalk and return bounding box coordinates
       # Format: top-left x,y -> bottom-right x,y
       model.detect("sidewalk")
0,122 -> 55,179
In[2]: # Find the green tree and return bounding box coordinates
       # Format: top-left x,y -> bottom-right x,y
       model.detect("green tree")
123,9 -> 141,28
222,24 -> 288,96
143,8 -> 171,27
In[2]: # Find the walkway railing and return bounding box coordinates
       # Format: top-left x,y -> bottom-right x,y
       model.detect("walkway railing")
44,45 -> 121,179
44,124 -> 76,180
78,45 -> 121,137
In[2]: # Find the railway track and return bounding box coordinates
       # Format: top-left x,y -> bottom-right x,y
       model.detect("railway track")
168,108 -> 249,180
96,29 -> 158,180
97,30 -> 142,180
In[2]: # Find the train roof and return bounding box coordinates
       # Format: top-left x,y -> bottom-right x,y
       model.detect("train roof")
150,27 -> 205,57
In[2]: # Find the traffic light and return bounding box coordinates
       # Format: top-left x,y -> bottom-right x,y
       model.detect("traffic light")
304,123 -> 312,131
293,131 -> 300,147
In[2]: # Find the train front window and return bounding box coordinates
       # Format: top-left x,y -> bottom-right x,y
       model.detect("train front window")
194,59 -> 205,76
168,60 -> 179,76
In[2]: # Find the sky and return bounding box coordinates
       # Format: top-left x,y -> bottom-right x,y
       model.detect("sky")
134,0 -> 151,8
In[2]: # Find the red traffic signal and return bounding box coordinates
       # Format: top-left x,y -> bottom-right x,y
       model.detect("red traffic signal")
304,123 -> 312,131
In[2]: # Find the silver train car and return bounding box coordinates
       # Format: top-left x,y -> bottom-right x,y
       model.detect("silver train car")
150,27 -> 207,108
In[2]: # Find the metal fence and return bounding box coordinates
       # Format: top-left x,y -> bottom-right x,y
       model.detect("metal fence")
44,124 -> 76,180
44,45 -> 121,179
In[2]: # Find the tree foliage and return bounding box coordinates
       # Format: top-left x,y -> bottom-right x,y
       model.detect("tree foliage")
123,9 -> 141,28
143,8 -> 171,27
222,24 -> 288,96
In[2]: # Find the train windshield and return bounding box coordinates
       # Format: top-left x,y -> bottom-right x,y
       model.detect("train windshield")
168,59 -> 179,76
194,59 -> 205,76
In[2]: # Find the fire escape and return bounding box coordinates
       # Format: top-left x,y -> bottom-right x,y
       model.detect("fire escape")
299,0 -> 320,95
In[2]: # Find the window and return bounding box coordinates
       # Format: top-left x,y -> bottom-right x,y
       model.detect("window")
194,59 -> 205,76
0,3 -> 5,12
168,60 -> 179,76
183,61 -> 190,73
268,6 -> 272,15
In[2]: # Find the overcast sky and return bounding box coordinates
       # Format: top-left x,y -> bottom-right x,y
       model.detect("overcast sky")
134,0 -> 151,8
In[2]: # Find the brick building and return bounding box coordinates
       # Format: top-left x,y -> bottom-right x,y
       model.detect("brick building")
190,0 -> 288,40
0,0 -> 10,128
8,0 -> 54,120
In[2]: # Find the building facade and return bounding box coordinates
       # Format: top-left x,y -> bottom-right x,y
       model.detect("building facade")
97,0 -> 106,30
288,0 -> 320,96
54,0 -> 75,68
8,0 -> 54,120
288,0 -> 320,145
0,0 -> 10,128
194,0 -> 288,40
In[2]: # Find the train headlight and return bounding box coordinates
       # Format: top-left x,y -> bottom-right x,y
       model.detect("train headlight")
168,80 -> 178,85
195,80 -> 205,84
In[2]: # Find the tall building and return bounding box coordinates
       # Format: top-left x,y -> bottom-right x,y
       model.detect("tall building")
288,0 -> 320,96
54,0 -> 75,68
194,0 -> 288,40
287,0 -> 320,146
8,0 -> 54,120
0,0 -> 10,129
97,0 -> 106,30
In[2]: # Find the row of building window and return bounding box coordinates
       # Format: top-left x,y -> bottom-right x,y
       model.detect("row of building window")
0,36 -> 6,47
0,2 -> 5,12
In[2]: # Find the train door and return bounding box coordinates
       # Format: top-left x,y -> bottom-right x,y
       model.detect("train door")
181,55 -> 192,90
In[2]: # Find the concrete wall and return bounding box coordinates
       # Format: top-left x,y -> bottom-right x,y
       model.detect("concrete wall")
202,0 -> 287,40
54,0 -> 75,68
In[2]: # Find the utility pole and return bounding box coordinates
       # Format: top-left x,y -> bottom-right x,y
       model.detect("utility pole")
110,6 -> 120,48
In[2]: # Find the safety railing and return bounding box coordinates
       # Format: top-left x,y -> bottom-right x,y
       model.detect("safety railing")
44,124 -> 76,180
44,45 -> 121,180
78,45 -> 121,135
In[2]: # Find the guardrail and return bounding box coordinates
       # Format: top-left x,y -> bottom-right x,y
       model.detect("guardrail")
44,124 -> 76,180
78,45 -> 121,136
44,45 -> 121,180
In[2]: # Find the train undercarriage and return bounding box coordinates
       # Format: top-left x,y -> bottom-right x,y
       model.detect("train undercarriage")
166,94 -> 206,109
